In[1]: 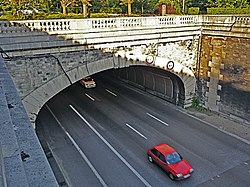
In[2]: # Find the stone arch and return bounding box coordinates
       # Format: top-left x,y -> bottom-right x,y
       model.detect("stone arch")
22,56 -> 196,128
22,56 -> 144,127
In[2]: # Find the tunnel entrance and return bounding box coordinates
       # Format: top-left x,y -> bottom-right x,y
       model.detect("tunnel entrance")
111,66 -> 185,107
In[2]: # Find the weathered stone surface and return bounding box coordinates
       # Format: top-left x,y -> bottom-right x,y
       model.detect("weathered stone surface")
0,56 -> 58,187
198,36 -> 250,121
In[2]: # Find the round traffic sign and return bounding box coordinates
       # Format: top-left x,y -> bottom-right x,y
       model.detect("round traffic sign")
146,55 -> 154,64
166,61 -> 174,70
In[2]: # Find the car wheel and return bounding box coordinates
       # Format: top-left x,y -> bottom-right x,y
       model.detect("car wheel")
169,173 -> 175,180
148,155 -> 153,163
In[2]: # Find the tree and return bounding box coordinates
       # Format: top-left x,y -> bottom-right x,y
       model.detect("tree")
132,0 -> 158,14
101,0 -> 121,13
137,0 -> 146,14
80,0 -> 91,17
60,0 -> 76,14
187,0 -> 208,13
207,0 -> 249,8
120,0 -> 135,15
157,0 -> 182,15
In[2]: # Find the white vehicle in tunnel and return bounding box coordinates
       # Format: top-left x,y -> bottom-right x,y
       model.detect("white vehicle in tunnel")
80,77 -> 96,88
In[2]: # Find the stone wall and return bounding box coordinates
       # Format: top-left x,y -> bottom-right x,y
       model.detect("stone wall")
0,56 -> 58,187
5,49 -> 111,98
198,35 -> 250,122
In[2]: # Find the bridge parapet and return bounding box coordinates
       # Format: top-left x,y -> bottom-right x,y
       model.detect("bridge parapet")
0,16 -> 200,34
0,15 -> 203,56
1,15 -> 249,57
0,56 -> 58,187
1,15 -> 249,34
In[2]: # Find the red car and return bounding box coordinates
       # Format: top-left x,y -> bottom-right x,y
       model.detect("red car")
147,143 -> 194,180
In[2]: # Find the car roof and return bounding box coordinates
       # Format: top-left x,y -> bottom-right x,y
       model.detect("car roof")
154,144 -> 176,156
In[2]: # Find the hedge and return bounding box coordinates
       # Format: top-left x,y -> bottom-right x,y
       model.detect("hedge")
207,8 -> 250,15
188,7 -> 199,15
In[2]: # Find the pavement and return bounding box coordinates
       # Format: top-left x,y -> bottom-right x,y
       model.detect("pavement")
183,107 -> 250,144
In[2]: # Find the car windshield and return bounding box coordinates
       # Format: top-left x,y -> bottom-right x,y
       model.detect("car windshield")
166,152 -> 181,164
84,77 -> 92,81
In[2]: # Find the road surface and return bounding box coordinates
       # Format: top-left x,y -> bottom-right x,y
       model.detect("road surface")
36,74 -> 250,187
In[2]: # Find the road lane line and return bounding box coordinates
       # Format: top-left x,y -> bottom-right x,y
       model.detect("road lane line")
45,133 -> 74,187
126,123 -> 148,140
46,105 -> 108,187
85,93 -> 95,101
105,89 -> 117,97
69,104 -> 152,187
146,113 -> 169,126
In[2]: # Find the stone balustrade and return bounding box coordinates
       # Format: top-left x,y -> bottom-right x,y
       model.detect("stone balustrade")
0,15 -> 249,35
0,16 -> 199,34
0,15 -> 249,56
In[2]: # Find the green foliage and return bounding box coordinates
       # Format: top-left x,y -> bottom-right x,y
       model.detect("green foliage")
90,13 -> 110,18
191,97 -> 209,112
0,12 -> 89,20
99,7 -> 122,14
207,0 -> 249,8
192,97 -> 201,108
132,0 -> 158,14
188,7 -> 199,15
45,13 -> 85,19
29,12 -> 47,20
207,8 -> 250,14
1,0 -> 250,20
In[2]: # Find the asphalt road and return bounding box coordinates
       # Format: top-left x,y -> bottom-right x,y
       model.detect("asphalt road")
36,73 -> 250,187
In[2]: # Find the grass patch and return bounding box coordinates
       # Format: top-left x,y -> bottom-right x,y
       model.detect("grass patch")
188,97 -> 211,114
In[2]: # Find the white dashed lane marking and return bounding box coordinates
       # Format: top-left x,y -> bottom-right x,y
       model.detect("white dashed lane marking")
146,113 -> 169,126
126,123 -> 148,140
85,93 -> 95,101
105,89 -> 117,97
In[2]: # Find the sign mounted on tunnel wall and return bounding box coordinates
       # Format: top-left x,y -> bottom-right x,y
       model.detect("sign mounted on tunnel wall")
166,61 -> 174,70
146,55 -> 154,64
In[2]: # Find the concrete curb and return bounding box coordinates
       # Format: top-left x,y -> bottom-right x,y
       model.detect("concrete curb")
178,108 -> 250,145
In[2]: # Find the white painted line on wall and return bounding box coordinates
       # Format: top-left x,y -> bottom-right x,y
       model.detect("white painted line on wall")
105,89 -> 117,97
146,113 -> 169,126
126,123 -> 148,140
69,104 -> 152,187
46,105 -> 108,187
85,93 -> 95,101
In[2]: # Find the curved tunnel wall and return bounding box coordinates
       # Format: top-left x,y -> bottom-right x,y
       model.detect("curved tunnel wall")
112,66 -> 186,107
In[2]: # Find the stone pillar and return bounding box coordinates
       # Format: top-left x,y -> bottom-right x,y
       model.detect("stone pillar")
205,37 -> 225,111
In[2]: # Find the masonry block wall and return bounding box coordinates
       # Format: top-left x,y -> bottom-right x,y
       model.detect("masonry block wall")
199,35 -> 250,121
5,49 -> 110,98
